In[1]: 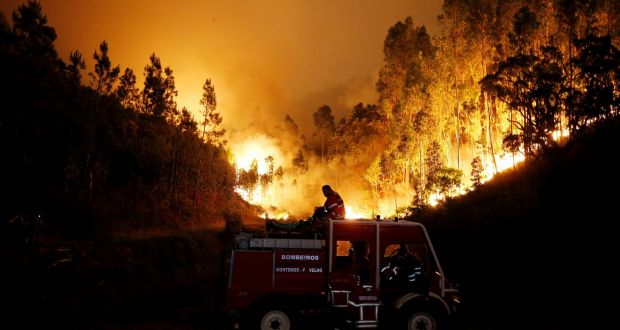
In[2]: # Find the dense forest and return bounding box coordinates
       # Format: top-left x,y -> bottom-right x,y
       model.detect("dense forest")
1,0 -> 619,234
1,1 -> 250,238
247,0 -> 619,218
1,1 -> 618,329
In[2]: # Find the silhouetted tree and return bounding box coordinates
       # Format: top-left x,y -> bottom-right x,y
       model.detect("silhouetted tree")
89,40 -> 120,96
142,53 -> 177,121
66,50 -> 86,86
199,78 -> 225,144
470,156 -> 484,188
116,68 -> 140,111
292,149 -> 308,176
284,114 -> 299,136
313,105 -> 335,162
571,34 -> 620,129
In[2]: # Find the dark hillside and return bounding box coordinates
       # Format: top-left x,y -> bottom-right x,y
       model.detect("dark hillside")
2,230 -> 233,329
417,118 -> 620,329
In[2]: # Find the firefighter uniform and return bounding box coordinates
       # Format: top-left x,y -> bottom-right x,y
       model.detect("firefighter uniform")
323,186 -> 346,220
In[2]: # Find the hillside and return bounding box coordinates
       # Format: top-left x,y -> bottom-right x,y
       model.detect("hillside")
2,119 -> 618,330
417,118 -> 620,329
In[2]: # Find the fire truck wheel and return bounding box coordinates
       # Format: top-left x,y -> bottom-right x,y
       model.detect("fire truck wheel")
254,305 -> 294,330
400,305 -> 445,330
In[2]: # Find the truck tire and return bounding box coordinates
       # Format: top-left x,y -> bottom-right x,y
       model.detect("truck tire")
254,305 -> 294,330
400,303 -> 445,330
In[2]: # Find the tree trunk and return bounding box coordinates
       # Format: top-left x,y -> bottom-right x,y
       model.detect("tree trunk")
487,93 -> 498,173
194,157 -> 202,206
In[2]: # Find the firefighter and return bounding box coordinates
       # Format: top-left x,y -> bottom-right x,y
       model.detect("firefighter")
380,243 -> 429,292
321,184 -> 346,220
311,185 -> 345,234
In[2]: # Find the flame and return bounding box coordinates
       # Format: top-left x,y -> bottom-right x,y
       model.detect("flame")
230,135 -> 285,205
481,152 -> 525,184
552,128 -> 569,141
262,212 -> 289,221
230,135 -> 283,173
345,205 -> 368,220
230,123 -> 568,221
428,193 -> 442,206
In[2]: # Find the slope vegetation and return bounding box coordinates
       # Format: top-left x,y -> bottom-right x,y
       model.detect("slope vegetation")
418,118 -> 620,329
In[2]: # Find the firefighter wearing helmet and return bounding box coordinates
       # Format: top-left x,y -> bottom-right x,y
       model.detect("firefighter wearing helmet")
321,184 -> 346,220
311,185 -> 345,233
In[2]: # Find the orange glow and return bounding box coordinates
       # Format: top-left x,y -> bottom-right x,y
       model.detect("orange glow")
552,128 -> 570,142
262,212 -> 289,221
0,0 -> 443,137
230,135 -> 283,173
481,152 -> 525,184
344,205 -> 367,220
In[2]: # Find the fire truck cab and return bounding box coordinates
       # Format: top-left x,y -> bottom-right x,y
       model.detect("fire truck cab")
227,218 -> 458,329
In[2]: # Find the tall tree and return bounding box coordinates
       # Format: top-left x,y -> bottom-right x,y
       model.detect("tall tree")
199,78 -> 225,144
116,68 -> 140,111
470,156 -> 484,188
291,149 -> 308,176
313,105 -> 335,162
11,0 -> 57,61
571,34 -> 620,129
142,53 -> 177,121
89,40 -> 120,96
284,114 -> 299,136
66,50 -> 86,86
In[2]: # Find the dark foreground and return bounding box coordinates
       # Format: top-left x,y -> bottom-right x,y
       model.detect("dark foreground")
3,222 -> 609,330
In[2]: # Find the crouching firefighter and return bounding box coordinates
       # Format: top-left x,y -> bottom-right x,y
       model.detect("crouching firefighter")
312,185 -> 346,233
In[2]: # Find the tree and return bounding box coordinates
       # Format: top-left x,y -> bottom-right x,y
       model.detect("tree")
199,78 -> 225,144
177,107 -> 197,134
116,68 -> 140,111
351,103 -> 382,122
66,50 -> 86,86
274,166 -> 284,182
312,105 -> 335,162
142,53 -> 177,121
259,155 -> 274,204
571,34 -> 619,129
284,114 -> 299,136
424,141 -> 444,193
11,0 -> 57,61
436,167 -> 463,196
238,159 -> 259,202
481,46 -> 566,157
470,156 -> 484,188
292,149 -> 308,176
89,40 -> 120,96
508,7 -> 541,55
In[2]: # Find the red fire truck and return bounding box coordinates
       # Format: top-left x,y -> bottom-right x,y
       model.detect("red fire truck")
227,218 -> 459,329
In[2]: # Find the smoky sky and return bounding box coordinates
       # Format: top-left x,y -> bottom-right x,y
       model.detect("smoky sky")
1,0 -> 443,135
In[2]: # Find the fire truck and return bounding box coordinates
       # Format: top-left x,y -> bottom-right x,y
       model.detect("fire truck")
226,218 -> 459,329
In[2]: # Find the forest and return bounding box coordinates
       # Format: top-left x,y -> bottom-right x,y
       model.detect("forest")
1,1 -> 247,237
1,1 -> 618,329
1,0 -> 619,236
236,0 -> 619,219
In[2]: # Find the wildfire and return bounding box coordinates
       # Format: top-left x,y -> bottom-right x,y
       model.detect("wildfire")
230,126 -> 557,222
230,134 -> 285,204
262,212 -> 289,221
231,135 -> 283,173
552,128 -> 570,142
481,152 -> 526,184
344,205 -> 368,220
